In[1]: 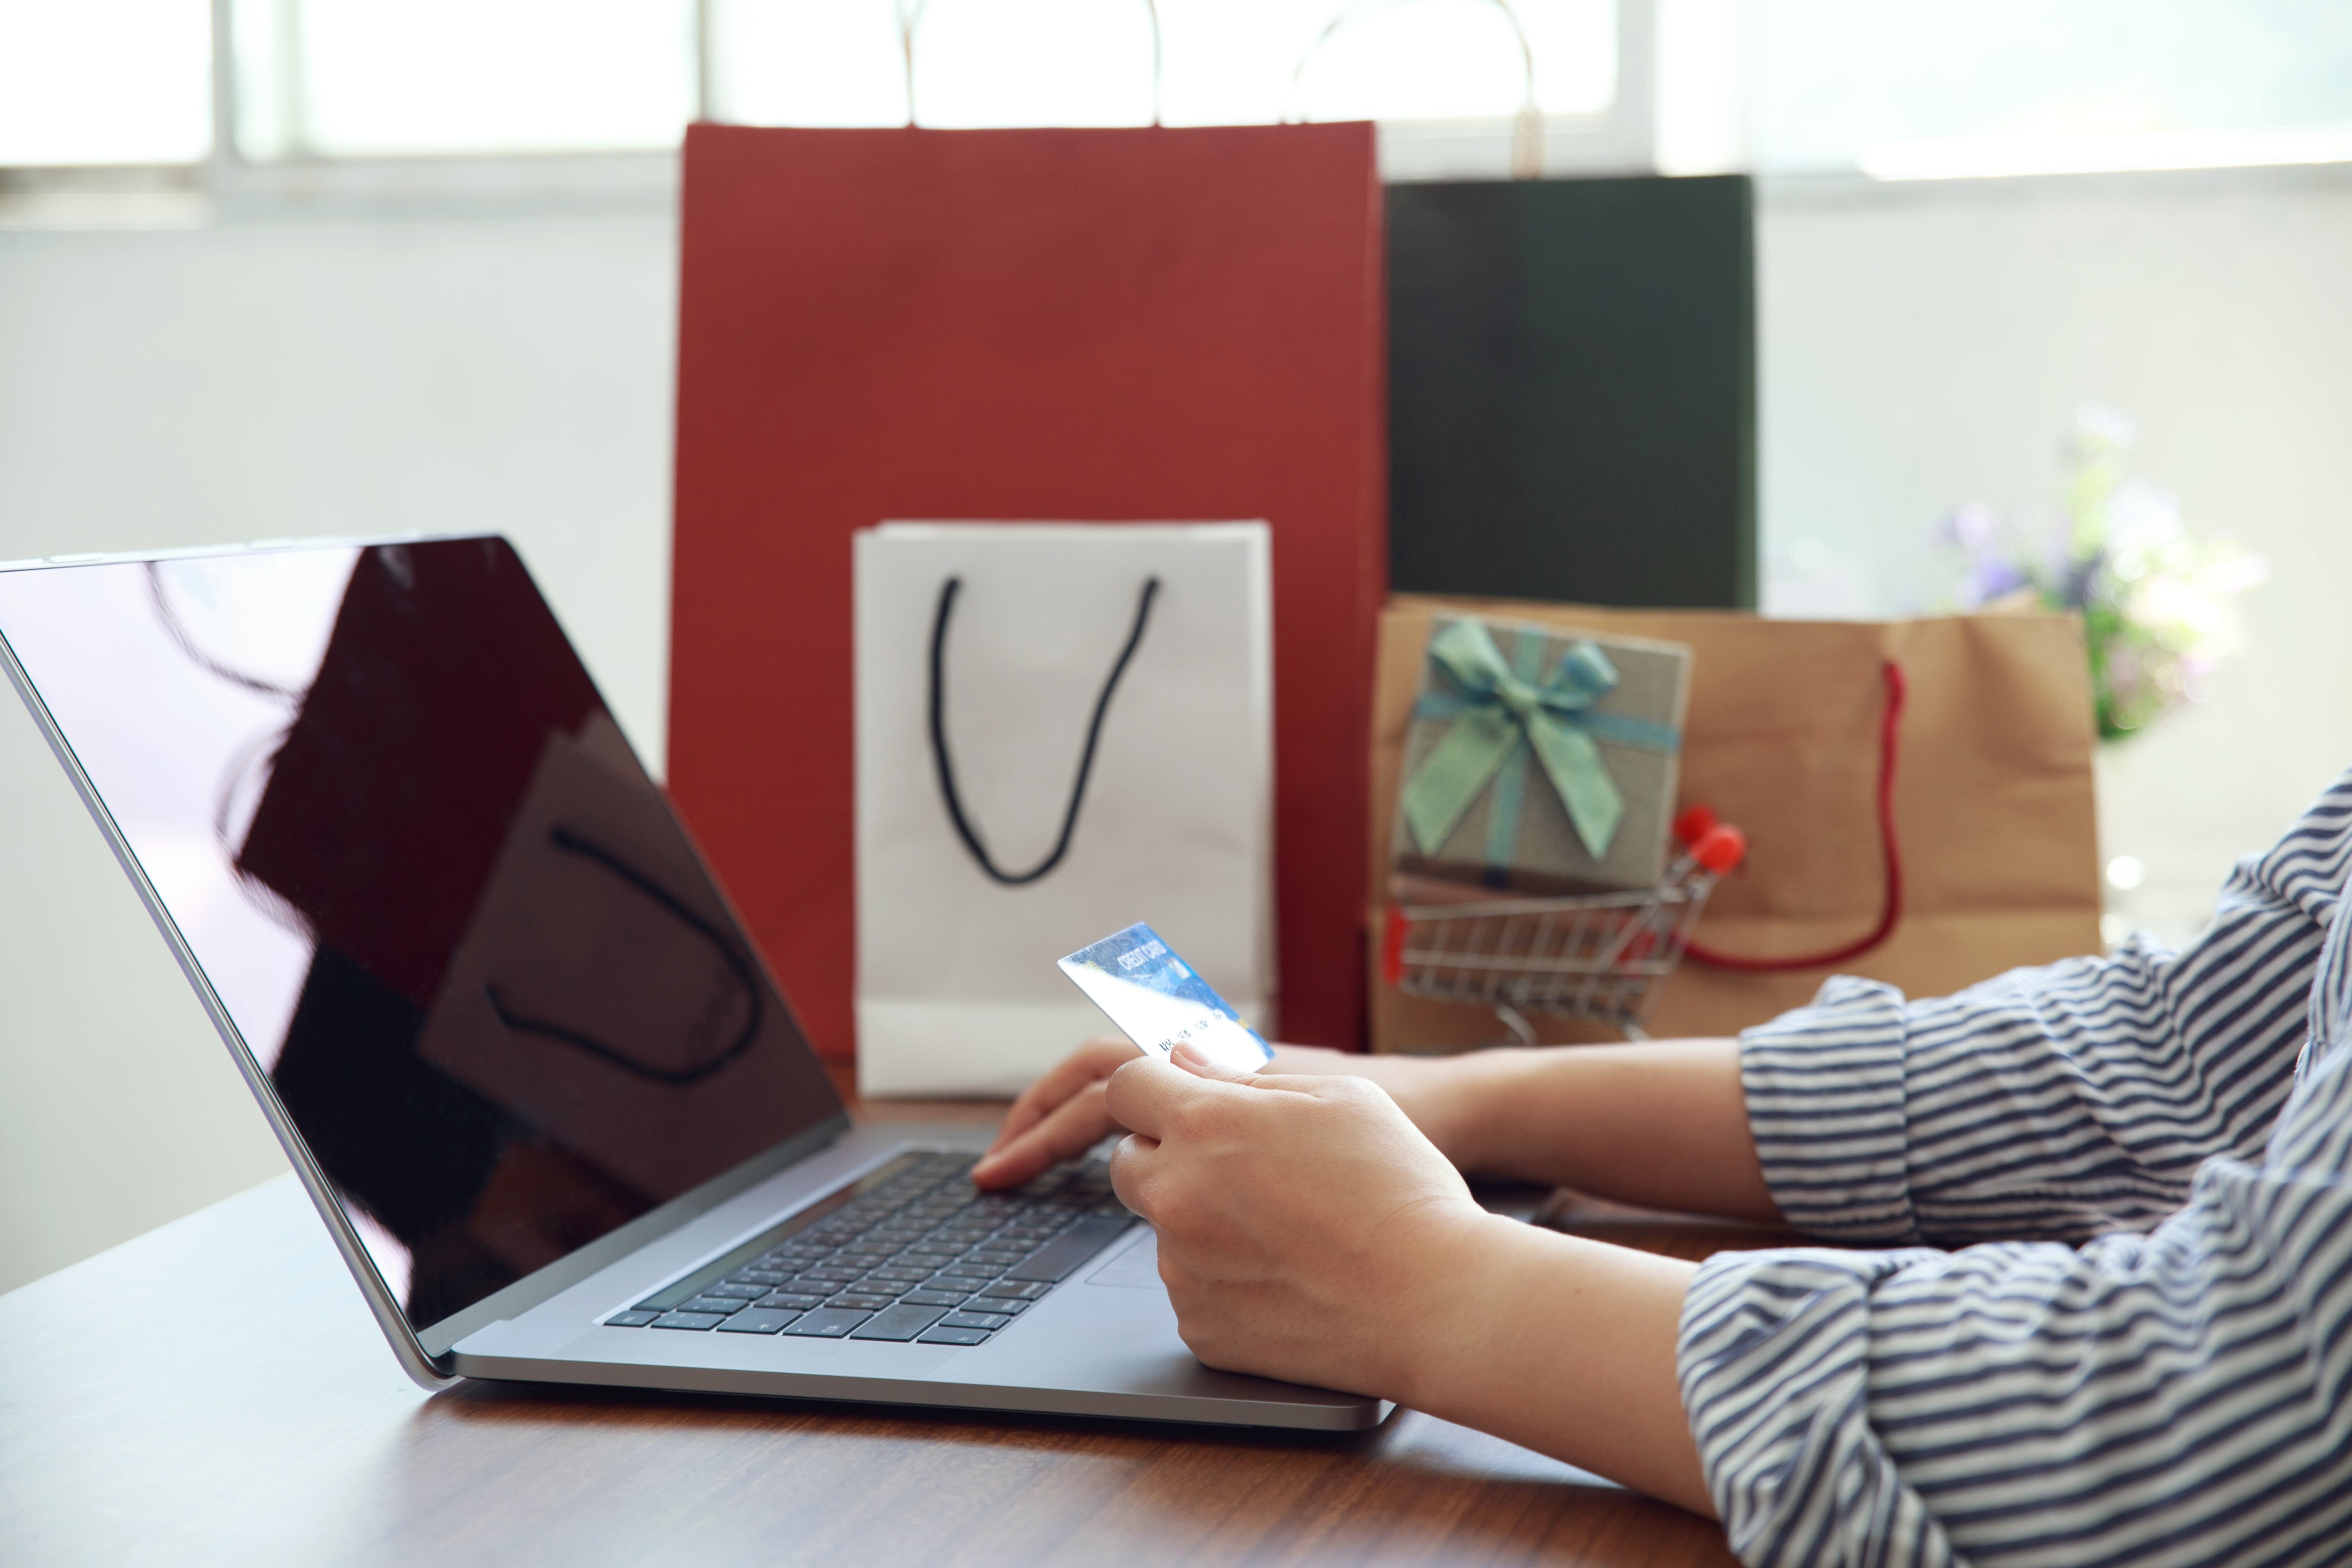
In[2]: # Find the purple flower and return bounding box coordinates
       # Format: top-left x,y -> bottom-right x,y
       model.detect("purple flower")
1941,503 -> 1999,552
1958,555 -> 2029,607
2057,549 -> 2104,611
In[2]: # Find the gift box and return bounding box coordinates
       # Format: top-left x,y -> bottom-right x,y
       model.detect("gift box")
1391,614 -> 1692,893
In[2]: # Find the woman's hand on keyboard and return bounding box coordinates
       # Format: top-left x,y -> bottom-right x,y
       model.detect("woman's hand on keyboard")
972,1039 -> 1482,1191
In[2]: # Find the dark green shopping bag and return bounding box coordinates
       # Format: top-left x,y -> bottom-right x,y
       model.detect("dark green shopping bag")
1387,173 -> 1757,610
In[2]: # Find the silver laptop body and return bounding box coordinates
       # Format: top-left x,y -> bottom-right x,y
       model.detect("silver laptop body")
0,535 -> 1382,1431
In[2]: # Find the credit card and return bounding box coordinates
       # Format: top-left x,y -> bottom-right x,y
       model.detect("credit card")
1057,923 -> 1275,1072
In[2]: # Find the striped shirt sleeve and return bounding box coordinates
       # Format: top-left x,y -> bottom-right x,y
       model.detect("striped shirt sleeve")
1739,777 -> 2343,1247
1677,773 -> 2352,1568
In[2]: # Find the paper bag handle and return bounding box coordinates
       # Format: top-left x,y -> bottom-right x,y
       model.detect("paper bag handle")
927,574 -> 1161,887
898,0 -> 1165,127
1288,0 -> 1544,179
1684,661 -> 1907,972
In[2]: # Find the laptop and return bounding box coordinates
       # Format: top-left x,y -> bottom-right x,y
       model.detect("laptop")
0,534 -> 1384,1430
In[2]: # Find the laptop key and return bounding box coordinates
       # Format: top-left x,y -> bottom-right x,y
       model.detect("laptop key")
781,1308 -> 872,1338
1005,1216 -> 1136,1282
604,1310 -> 660,1328
756,1291 -> 827,1311
652,1311 -> 726,1330
826,1293 -> 898,1311
916,1325 -> 993,1346
681,1294 -> 752,1315
706,1282 -> 768,1300
940,1311 -> 1012,1331
898,1289 -> 970,1308
717,1308 -> 802,1334
976,1281 -> 1050,1302
850,1303 -> 951,1341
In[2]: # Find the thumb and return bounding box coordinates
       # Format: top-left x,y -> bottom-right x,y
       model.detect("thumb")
1169,1041 -> 1280,1089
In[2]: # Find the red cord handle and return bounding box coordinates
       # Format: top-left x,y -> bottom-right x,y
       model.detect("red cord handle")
1684,660 -> 1907,973
1380,902 -> 1408,988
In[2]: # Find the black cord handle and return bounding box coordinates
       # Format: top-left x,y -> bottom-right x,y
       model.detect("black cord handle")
485,824 -> 764,1086
927,574 -> 1160,887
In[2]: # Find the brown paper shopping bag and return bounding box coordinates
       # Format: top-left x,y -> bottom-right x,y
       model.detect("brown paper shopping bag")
1369,595 -> 2104,1049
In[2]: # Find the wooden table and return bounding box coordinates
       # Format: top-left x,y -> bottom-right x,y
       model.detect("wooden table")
0,1085 -> 1802,1568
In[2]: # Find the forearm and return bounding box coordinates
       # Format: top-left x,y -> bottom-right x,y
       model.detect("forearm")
1395,1212 -> 1711,1516
1107,1049 -> 1717,1518
1419,1042 -> 1780,1222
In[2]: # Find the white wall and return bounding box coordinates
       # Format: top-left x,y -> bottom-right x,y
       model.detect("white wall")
0,207 -> 679,1293
1756,164 -> 2352,944
3,163 -> 2348,1292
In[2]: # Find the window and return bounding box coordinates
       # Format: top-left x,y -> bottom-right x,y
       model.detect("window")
4,0 -> 1620,174
0,0 -> 212,166
1752,0 -> 2352,178
232,0 -> 699,158
709,0 -> 1618,158
7,0 -> 2352,184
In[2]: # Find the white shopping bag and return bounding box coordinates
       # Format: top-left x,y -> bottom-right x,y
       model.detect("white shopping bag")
855,522 -> 1275,1096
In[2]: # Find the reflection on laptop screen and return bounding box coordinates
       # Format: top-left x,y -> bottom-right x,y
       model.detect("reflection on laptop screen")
0,538 -> 841,1330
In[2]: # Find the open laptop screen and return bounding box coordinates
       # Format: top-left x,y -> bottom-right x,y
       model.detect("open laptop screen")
0,538 -> 842,1330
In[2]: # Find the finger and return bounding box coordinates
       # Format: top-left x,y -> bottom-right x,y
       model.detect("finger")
970,1080 -> 1114,1189
985,1037 -> 1136,1154
1169,1041 -> 1273,1088
1167,1043 -> 1331,1098
1101,1053 -> 1217,1142
987,1036 -> 1130,1152
1107,1130 -> 1161,1217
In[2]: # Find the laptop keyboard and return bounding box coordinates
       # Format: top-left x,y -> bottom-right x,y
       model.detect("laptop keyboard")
601,1151 -> 1134,1347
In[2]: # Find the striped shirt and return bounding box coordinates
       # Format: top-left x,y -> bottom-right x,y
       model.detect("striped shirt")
1677,769 -> 2352,1568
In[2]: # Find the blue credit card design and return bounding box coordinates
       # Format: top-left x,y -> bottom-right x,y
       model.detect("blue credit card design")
1057,923 -> 1275,1072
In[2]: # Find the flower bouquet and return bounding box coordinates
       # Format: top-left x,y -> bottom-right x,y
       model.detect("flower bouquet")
1939,404 -> 2267,742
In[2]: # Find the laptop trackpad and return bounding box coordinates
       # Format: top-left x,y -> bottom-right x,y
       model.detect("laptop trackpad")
1085,1227 -> 1163,1289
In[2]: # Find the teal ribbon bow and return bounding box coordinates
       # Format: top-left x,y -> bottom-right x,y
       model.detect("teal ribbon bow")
1400,620 -> 1678,865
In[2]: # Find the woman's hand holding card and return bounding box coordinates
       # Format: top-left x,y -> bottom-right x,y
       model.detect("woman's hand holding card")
1102,1044 -> 1490,1404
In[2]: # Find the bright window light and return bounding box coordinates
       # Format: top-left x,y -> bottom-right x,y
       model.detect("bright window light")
708,0 -> 908,128
233,0 -> 698,158
909,0 -> 1161,128
1753,0 -> 2352,178
1860,124 -> 2352,182
1291,0 -> 1614,127
0,0 -> 212,166
711,0 -> 1614,132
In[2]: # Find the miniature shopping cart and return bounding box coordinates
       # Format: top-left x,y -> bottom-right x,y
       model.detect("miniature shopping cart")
1381,808 -> 1748,1043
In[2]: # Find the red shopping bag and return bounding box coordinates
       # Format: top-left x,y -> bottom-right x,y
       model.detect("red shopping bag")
669,122 -> 1387,1063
